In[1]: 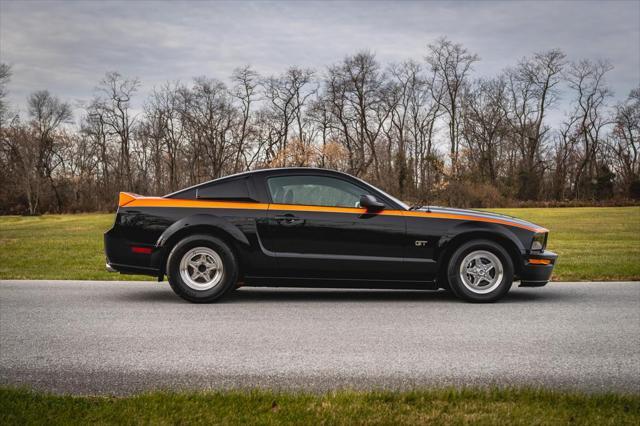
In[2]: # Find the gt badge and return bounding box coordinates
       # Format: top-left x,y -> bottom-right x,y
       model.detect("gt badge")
415,240 -> 428,247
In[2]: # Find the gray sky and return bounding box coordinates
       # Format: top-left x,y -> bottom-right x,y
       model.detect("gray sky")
1,0 -> 639,119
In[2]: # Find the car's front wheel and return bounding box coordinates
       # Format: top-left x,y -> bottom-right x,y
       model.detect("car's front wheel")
166,235 -> 238,303
446,239 -> 514,302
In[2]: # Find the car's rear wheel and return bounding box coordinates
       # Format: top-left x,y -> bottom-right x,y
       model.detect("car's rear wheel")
446,239 -> 513,302
166,235 -> 238,303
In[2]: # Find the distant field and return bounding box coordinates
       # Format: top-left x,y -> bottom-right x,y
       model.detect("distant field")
1,387 -> 638,425
0,207 -> 638,281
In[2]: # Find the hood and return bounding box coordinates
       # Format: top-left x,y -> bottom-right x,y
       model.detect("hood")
410,206 -> 548,233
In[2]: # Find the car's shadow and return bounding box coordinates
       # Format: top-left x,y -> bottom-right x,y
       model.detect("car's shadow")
225,287 -> 560,304
112,285 -> 563,305
227,288 -> 457,303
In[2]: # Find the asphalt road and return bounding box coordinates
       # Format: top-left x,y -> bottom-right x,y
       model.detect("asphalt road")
1,280 -> 639,395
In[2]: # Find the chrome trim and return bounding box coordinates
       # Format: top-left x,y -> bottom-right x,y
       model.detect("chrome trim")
105,263 -> 118,273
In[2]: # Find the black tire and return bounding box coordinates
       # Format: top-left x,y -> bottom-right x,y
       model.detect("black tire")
446,239 -> 514,303
166,234 -> 238,303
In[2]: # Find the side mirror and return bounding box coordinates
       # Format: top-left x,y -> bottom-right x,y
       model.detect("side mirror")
359,194 -> 385,211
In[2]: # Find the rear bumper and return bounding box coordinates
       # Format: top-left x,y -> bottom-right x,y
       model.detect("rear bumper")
104,229 -> 161,277
519,250 -> 557,287
105,261 -> 160,276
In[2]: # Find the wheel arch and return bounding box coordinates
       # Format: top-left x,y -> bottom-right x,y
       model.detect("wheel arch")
436,225 -> 525,278
152,214 -> 250,276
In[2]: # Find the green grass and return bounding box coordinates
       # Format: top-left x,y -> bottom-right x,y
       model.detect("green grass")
0,213 -> 142,280
0,207 -> 638,281
1,387 -> 638,425
488,207 -> 640,281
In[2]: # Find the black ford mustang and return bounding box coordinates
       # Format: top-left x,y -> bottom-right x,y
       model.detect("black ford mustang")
104,168 -> 557,303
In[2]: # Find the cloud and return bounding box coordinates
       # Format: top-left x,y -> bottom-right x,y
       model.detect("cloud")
1,0 -> 638,120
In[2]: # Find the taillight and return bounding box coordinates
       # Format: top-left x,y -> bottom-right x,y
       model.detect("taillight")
131,246 -> 153,254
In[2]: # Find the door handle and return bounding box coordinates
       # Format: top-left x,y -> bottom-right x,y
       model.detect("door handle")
274,215 -> 305,226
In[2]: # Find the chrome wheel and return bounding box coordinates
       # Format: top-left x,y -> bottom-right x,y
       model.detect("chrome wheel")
179,247 -> 224,291
459,250 -> 504,294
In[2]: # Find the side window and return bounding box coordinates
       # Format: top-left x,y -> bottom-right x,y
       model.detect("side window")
196,178 -> 251,201
267,175 -> 366,208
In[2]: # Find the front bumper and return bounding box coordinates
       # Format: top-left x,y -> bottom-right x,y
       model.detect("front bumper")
519,250 -> 558,287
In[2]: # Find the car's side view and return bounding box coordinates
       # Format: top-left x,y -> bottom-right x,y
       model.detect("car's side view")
104,168 -> 557,303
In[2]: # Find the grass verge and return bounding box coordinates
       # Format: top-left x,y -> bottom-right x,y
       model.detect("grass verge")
1,387 -> 639,425
0,213 -> 142,281
0,207 -> 638,281
489,207 -> 640,281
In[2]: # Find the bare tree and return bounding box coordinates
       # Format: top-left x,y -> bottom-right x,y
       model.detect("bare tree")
387,60 -> 443,198
325,52 -> 396,180
95,72 -> 140,189
58,130 -> 99,210
462,77 -> 509,185
180,77 -> 238,180
29,91 -> 72,211
0,63 -> 15,212
138,96 -> 168,194
4,91 -> 72,214
262,67 -> 315,166
0,63 -> 12,128
231,66 -> 260,171
426,37 -> 479,177
307,92 -> 332,168
505,49 -> 566,199
145,82 -> 186,192
610,88 -> 640,197
550,112 -> 581,200
565,59 -> 613,198
3,41 -> 640,214
82,101 -> 113,205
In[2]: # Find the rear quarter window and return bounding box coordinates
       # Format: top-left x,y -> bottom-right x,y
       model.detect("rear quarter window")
196,178 -> 251,201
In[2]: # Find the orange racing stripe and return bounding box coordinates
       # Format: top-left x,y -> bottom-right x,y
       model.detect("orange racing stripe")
403,210 -> 548,233
119,193 -> 547,233
123,196 -> 266,210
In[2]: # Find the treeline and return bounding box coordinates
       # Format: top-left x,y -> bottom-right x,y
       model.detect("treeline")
0,38 -> 638,214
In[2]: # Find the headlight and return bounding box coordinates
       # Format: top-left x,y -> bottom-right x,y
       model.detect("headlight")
531,233 -> 547,251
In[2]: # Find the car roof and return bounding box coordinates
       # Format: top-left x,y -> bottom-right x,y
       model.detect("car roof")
246,167 -> 351,176
164,167 -> 355,198
165,167 -> 407,209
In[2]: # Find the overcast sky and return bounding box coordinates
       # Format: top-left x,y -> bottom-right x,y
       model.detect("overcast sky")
1,0 -> 639,119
